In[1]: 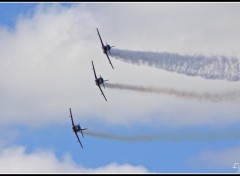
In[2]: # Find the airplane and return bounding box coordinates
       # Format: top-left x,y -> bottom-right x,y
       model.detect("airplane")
69,108 -> 87,149
92,60 -> 108,101
96,28 -> 115,69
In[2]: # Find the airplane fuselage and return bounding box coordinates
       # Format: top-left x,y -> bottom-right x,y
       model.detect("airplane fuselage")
73,125 -> 81,132
95,77 -> 104,86
102,45 -> 111,54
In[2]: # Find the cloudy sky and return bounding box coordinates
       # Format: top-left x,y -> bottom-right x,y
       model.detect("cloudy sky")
0,2 -> 240,173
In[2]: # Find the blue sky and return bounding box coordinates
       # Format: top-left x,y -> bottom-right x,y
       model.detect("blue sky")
0,2 -> 240,173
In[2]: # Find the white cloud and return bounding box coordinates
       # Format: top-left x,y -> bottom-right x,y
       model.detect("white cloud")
0,145 -> 148,173
0,3 -> 240,128
190,145 -> 240,172
87,162 -> 148,173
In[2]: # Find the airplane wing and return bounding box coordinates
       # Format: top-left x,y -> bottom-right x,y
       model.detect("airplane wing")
98,85 -> 107,101
74,131 -> 84,149
92,60 -> 97,80
105,52 -> 114,69
69,108 -> 75,127
96,28 -> 104,47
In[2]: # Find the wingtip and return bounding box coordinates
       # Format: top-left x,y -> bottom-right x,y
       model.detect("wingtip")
110,63 -> 114,69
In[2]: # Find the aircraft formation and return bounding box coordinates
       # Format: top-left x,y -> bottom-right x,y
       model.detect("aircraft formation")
69,28 -> 115,148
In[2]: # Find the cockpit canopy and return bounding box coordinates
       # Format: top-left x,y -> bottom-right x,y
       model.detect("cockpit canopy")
96,77 -> 104,85
73,125 -> 81,132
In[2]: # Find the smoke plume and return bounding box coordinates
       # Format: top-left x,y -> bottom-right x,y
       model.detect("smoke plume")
110,48 -> 240,82
84,130 -> 240,142
105,82 -> 240,103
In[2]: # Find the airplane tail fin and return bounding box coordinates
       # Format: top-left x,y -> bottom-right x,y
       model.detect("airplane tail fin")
109,46 -> 114,55
106,42 -> 114,50
80,128 -> 87,138
103,80 -> 108,89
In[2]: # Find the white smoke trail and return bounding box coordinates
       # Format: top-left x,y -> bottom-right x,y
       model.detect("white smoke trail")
105,82 -> 240,103
110,48 -> 240,82
84,130 -> 240,142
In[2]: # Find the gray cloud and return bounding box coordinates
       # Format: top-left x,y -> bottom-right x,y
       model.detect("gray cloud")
0,3 -> 239,127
